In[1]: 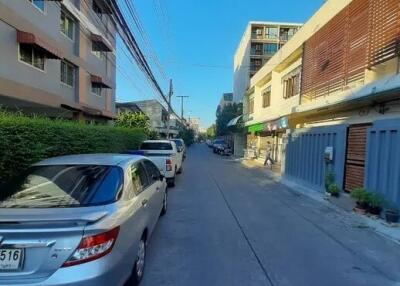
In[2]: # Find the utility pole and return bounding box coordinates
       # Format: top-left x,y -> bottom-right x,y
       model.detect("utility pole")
166,79 -> 173,139
177,95 -> 189,120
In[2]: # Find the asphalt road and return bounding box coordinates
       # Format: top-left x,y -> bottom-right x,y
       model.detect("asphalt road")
141,144 -> 400,286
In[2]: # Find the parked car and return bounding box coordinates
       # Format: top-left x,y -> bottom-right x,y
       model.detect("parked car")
138,140 -> 183,187
219,143 -> 232,156
171,138 -> 186,160
206,139 -> 213,147
0,154 -> 168,286
212,139 -> 226,153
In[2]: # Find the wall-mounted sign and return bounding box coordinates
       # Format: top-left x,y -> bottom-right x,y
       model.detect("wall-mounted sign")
264,117 -> 288,131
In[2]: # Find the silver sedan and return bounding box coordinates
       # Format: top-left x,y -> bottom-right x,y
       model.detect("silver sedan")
0,154 -> 168,286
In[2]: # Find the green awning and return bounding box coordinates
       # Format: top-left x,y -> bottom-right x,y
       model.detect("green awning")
247,123 -> 264,133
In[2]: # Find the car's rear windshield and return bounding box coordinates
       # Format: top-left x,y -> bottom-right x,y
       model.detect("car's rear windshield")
0,165 -> 123,208
140,142 -> 173,150
172,140 -> 183,147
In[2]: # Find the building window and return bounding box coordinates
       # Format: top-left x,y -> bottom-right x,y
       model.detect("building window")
92,85 -> 102,97
60,10 -> 75,40
19,44 -> 45,70
92,43 -> 106,60
283,73 -> 300,99
265,27 -> 278,39
28,0 -> 45,12
264,43 -> 278,55
250,58 -> 262,72
248,97 -> 254,114
61,60 -> 75,87
252,27 -> 264,38
280,27 -> 297,41
251,43 -> 263,55
262,86 -> 271,108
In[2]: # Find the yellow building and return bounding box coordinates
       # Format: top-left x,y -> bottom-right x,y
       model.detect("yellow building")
243,0 -> 400,206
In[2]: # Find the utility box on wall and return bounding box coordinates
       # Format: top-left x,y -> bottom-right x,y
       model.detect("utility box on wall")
324,146 -> 334,163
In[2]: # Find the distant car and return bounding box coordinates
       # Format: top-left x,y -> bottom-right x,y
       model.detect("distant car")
206,139 -> 213,147
0,154 -> 168,286
139,140 -> 183,187
212,139 -> 226,153
171,138 -> 186,160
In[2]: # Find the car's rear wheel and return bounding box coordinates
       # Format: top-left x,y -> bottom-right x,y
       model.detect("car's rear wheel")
177,165 -> 183,174
160,191 -> 167,216
167,175 -> 175,187
127,237 -> 146,286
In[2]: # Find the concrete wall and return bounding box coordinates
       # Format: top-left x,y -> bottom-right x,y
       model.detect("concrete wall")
233,25 -> 251,103
136,101 -> 166,129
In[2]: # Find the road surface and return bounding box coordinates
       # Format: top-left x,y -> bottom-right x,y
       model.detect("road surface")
141,144 -> 400,286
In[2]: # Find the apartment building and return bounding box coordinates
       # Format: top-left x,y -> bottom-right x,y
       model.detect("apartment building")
116,100 -> 184,138
244,0 -> 400,206
0,0 -> 116,122
187,117 -> 201,134
233,21 -> 302,103
216,92 -> 233,116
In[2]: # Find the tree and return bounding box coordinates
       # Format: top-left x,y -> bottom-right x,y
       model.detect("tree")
178,128 -> 195,146
206,124 -> 216,139
215,103 -> 242,136
115,111 -> 158,138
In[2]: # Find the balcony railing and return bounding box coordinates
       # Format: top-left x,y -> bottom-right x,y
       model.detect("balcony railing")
250,50 -> 263,56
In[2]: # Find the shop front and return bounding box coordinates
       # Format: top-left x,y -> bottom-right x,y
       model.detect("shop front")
245,117 -> 288,173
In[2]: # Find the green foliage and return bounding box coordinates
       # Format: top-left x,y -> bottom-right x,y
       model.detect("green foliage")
216,103 -> 242,136
327,184 -> 340,196
0,111 -> 147,184
324,171 -> 335,192
368,193 -> 384,209
115,111 -> 152,134
350,188 -> 368,203
178,128 -> 195,146
206,124 -> 216,139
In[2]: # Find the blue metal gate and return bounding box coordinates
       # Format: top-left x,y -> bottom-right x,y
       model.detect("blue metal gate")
285,125 -> 348,192
365,119 -> 400,205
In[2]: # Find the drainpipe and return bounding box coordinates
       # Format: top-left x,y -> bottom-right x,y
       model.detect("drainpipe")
397,56 -> 400,74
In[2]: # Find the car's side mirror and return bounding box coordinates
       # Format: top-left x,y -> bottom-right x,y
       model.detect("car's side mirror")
177,147 -> 183,153
159,174 -> 165,181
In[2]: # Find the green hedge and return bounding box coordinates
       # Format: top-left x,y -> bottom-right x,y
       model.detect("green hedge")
0,112 -> 147,183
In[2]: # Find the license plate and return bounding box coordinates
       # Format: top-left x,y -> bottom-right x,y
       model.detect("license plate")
0,249 -> 24,271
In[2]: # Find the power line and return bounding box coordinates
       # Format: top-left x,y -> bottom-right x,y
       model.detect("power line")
107,0 -> 182,120
121,0 -> 168,81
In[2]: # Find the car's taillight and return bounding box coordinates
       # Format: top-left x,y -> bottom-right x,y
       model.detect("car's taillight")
166,159 -> 172,171
62,227 -> 120,267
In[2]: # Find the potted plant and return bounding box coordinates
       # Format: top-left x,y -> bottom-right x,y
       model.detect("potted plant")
350,187 -> 369,214
325,171 -> 335,194
384,202 -> 400,223
367,193 -> 383,215
328,183 -> 340,197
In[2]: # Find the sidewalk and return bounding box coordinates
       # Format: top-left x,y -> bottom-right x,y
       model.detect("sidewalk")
240,158 -> 400,245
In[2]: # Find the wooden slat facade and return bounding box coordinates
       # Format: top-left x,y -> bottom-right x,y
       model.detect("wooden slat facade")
301,0 -> 400,102
344,124 -> 371,192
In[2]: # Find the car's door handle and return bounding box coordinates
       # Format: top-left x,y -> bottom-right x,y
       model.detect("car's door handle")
141,199 -> 148,207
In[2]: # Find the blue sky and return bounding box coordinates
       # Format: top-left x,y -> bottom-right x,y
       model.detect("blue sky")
116,0 -> 324,128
